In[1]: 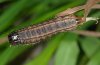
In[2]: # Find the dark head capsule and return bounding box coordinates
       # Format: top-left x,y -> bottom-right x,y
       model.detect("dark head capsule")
8,32 -> 20,45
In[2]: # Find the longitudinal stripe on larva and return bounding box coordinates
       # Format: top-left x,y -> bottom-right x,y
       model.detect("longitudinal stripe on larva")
8,15 -> 81,45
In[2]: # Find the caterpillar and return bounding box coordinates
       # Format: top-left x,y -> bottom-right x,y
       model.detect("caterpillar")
8,15 -> 82,45
7,0 -> 100,45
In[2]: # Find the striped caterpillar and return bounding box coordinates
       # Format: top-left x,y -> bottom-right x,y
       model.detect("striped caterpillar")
8,15 -> 82,45
8,0 -> 100,45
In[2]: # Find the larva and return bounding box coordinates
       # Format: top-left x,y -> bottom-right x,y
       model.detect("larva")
8,15 -> 82,45
7,0 -> 100,45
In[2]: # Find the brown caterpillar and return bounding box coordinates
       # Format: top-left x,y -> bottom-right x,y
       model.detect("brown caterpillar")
8,15 -> 82,45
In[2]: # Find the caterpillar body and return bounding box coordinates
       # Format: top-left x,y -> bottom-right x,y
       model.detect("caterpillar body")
8,15 -> 81,45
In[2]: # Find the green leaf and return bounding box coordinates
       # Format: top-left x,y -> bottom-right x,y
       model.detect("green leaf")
87,50 -> 100,65
0,44 -> 30,65
80,37 -> 100,57
0,0 -> 7,3
55,33 -> 79,65
24,33 -> 64,65
0,0 -> 32,32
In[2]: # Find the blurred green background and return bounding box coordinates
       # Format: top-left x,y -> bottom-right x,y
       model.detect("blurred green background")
0,0 -> 100,65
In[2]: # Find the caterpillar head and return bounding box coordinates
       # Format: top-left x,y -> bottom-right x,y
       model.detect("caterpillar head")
8,32 -> 20,45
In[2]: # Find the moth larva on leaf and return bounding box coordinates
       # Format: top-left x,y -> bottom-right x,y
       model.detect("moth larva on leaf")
8,15 -> 82,45
8,0 -> 100,45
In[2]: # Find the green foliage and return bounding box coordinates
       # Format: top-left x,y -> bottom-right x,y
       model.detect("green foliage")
80,37 -> 100,57
0,45 -> 30,65
0,0 -> 100,65
55,33 -> 79,65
